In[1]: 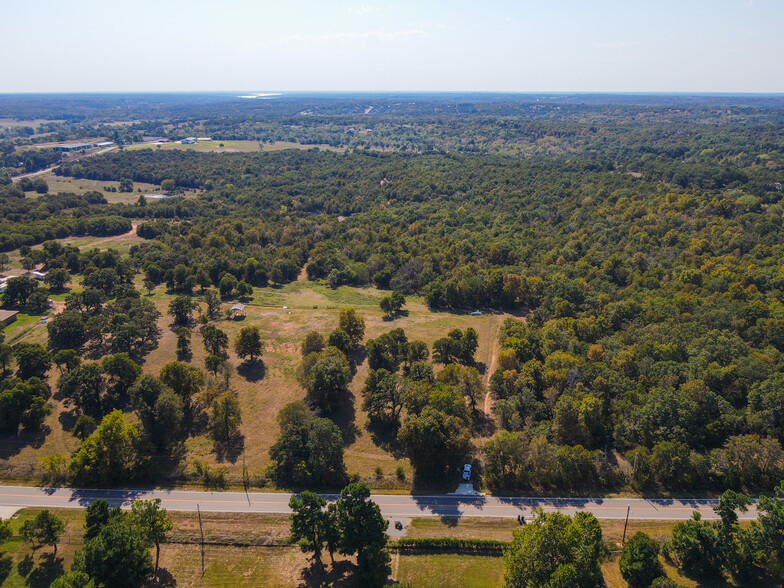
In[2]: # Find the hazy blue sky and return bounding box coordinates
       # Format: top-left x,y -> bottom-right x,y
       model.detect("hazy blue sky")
3,0 -> 782,93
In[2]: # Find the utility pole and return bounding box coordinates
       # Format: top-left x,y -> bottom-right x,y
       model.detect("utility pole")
197,503 -> 205,576
243,448 -> 250,505
621,505 -> 631,545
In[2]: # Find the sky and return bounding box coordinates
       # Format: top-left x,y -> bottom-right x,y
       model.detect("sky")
2,0 -> 782,93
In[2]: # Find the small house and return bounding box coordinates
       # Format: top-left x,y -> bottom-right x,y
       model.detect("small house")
0,310 -> 19,326
230,303 -> 246,318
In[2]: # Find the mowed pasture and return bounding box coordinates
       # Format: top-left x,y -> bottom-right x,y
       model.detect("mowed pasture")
0,248 -> 512,487
0,118 -> 64,129
28,171 -> 175,203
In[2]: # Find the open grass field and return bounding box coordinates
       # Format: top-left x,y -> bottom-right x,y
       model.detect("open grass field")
0,508 -> 85,588
0,119 -> 64,129
126,140 -> 346,153
29,171 -> 177,203
395,553 -> 505,587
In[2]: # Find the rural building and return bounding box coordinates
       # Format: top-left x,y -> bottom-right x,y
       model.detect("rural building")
181,137 -> 197,144
52,143 -> 94,152
0,274 -> 20,293
230,303 -> 246,318
93,141 -> 114,148
31,271 -> 47,281
0,310 -> 19,326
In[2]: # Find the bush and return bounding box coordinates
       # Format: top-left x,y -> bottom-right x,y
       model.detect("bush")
620,532 -> 664,587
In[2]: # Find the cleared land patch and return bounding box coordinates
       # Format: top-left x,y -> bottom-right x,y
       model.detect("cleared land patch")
126,140 -> 346,154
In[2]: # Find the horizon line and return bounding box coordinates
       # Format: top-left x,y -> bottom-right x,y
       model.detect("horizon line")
2,90 -> 784,97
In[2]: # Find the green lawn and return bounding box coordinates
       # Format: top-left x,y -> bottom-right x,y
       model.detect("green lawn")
0,508 -> 85,588
395,553 -> 505,587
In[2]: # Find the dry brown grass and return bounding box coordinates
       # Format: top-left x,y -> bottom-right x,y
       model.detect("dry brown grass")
2,278 -> 514,485
32,171 -> 170,203
406,517 -> 518,541
168,511 -> 291,543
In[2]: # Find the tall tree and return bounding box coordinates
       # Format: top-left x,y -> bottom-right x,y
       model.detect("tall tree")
338,308 -> 365,351
78,516 -> 155,588
202,324 -> 229,357
14,343 -> 52,380
131,499 -> 172,573
299,347 -> 352,413
69,410 -> 147,486
21,510 -> 66,555
505,510 -> 604,588
210,392 -> 242,446
289,491 -> 333,565
362,369 -> 405,427
334,483 -> 390,587
620,532 -> 663,587
398,406 -> 472,479
168,295 -> 198,326
234,325 -> 263,363
159,361 -> 204,410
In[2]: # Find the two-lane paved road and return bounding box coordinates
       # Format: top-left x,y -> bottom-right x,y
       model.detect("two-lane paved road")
0,485 -> 756,521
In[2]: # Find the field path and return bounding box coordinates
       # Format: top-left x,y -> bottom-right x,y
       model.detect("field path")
78,223 -> 138,249
482,317 -> 502,415
11,146 -> 117,180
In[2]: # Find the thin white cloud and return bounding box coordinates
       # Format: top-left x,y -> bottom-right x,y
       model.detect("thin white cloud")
244,29 -> 428,52
349,2 -> 380,16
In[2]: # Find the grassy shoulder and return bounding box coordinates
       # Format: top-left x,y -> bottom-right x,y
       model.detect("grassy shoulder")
0,508 -> 745,587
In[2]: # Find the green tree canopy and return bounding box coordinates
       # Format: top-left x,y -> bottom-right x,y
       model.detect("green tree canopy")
234,325 -> 263,363
69,410 -> 148,486
620,532 -> 664,588
504,510 -> 604,588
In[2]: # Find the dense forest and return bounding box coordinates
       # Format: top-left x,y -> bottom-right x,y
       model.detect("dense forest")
1,94 -> 784,499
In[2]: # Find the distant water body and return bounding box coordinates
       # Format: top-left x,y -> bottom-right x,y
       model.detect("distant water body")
238,93 -> 283,99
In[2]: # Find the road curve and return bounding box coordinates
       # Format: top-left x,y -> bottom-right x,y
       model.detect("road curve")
0,485 -> 756,521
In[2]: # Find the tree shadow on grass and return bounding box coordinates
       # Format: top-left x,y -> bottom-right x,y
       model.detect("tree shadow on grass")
471,410 -> 496,437
347,346 -> 366,376
58,409 -> 79,433
214,431 -> 245,464
381,309 -> 409,322
329,392 -> 360,447
0,426 -> 49,460
367,422 -> 405,459
298,559 -> 358,588
674,565 -> 735,588
17,554 -> 34,578
0,555 -> 11,586
237,359 -> 266,382
148,567 -> 177,587
25,553 -> 64,588
148,442 -> 188,482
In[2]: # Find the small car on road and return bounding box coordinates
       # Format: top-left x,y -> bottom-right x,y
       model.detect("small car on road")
462,464 -> 472,481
